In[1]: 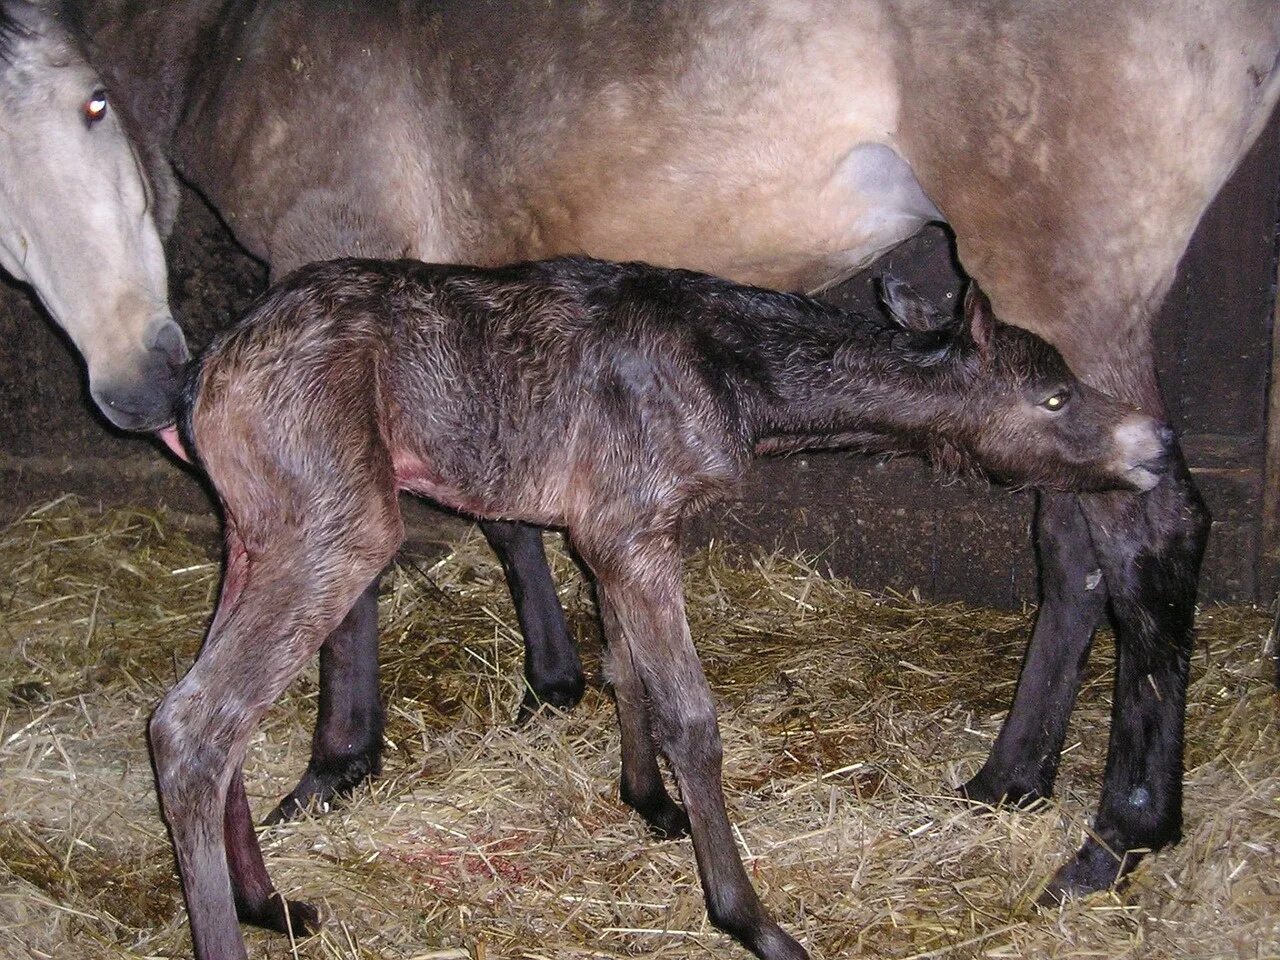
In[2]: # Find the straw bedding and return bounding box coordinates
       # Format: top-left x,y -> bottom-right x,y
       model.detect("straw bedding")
0,498 -> 1276,959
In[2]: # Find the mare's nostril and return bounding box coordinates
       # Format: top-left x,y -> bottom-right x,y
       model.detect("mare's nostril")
151,321 -> 190,371
1157,424 -> 1176,449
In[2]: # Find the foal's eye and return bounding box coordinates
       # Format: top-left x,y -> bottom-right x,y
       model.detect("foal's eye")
1040,389 -> 1071,412
83,89 -> 108,126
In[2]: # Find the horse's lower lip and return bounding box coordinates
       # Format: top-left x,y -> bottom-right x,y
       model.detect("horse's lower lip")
1126,465 -> 1163,492
99,401 -> 171,432
1139,454 -> 1170,475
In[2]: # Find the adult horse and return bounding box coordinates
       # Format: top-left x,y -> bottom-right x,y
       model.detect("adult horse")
79,0 -> 1280,910
0,0 -> 185,432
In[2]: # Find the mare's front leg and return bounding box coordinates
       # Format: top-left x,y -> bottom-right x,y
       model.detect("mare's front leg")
481,520 -> 586,719
960,493 -> 1107,807
578,531 -> 807,960
1040,459 -> 1208,901
267,577 -> 385,824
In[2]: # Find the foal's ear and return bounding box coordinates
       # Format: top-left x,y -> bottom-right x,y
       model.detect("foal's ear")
962,283 -> 996,360
878,276 -> 949,332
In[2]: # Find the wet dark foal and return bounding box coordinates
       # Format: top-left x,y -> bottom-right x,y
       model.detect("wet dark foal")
151,257 -> 1170,960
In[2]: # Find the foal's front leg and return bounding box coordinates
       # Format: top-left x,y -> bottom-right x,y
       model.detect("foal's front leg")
581,533 -> 807,960
481,520 -> 587,719
960,492 -> 1107,808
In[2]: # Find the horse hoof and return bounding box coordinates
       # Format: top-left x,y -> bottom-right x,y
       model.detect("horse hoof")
515,673 -> 587,724
1036,837 -> 1132,906
956,773 -> 1048,812
238,893 -> 322,937
623,793 -> 690,840
263,754 -> 377,825
646,804 -> 692,841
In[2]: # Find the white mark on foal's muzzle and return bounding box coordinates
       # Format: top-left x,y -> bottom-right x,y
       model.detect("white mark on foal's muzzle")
1112,414 -> 1166,491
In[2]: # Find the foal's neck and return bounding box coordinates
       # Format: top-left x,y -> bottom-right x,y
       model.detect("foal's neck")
732,298 -> 967,458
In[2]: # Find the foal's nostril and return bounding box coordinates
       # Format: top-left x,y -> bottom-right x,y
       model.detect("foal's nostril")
1157,424 -> 1176,450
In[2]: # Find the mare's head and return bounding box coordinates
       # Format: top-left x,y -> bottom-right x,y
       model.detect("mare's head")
880,278 -> 1174,493
0,0 -> 186,431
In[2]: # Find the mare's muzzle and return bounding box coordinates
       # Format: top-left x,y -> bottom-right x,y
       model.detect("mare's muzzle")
92,319 -> 190,431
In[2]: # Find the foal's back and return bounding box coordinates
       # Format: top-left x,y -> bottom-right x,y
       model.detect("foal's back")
188,258 -> 769,527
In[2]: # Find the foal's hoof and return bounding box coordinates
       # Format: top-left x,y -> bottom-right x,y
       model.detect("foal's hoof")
956,773 -> 1048,812
515,672 -> 587,724
263,754 -> 378,825
238,893 -> 322,937
1036,837 -> 1134,906
624,792 -> 691,840
644,801 -> 692,841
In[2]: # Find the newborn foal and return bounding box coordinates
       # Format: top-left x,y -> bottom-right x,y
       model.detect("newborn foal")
151,256 -> 1170,960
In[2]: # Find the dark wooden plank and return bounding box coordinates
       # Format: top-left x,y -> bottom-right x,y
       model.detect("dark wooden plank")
1156,108 -> 1280,443
1265,197 -> 1280,598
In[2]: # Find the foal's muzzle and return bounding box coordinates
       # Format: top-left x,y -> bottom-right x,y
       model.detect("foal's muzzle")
1116,418 -> 1176,492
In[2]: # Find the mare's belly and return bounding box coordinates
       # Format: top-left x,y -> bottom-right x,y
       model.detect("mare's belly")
521,138 -> 941,294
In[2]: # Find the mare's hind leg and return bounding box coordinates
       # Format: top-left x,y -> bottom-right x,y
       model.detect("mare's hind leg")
1040,457 -> 1208,901
267,577 -> 385,824
274,519 -> 583,824
960,493 -> 1107,808
481,520 -> 586,719
578,531 -> 806,960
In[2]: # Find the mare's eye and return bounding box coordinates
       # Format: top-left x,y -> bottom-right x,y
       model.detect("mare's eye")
84,89 -> 108,126
1040,388 -> 1071,412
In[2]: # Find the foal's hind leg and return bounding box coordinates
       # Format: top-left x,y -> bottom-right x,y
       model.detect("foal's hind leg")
578,531 -> 807,960
482,520 -> 586,719
226,768 -> 320,934
960,493 -> 1107,808
267,577 -> 385,824
152,513 -> 401,958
